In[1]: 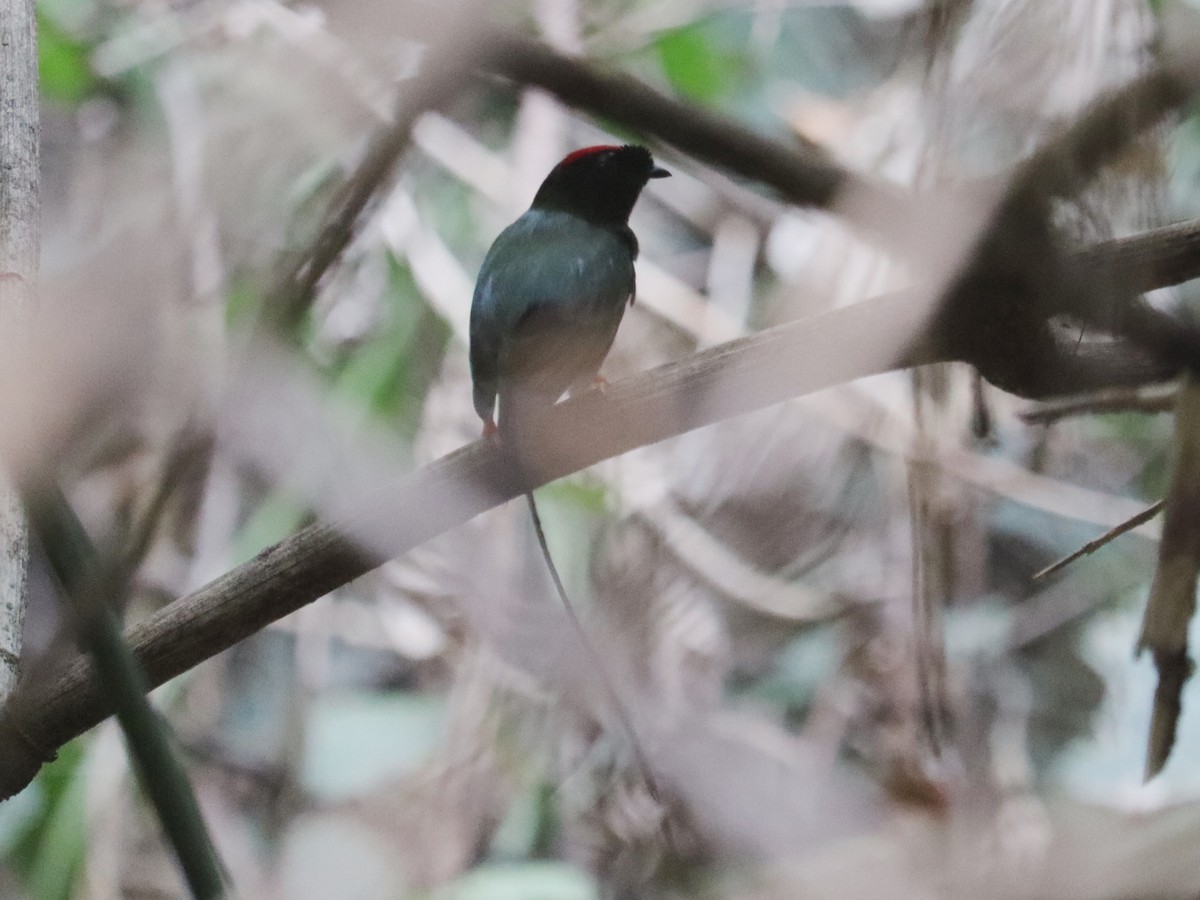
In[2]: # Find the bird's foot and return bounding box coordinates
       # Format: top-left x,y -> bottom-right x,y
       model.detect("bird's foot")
591,375 -> 610,394
482,417 -> 502,446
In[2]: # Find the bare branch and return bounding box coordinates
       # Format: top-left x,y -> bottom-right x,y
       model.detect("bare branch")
1032,500 -> 1164,583
1076,218 -> 1200,297
480,31 -> 888,216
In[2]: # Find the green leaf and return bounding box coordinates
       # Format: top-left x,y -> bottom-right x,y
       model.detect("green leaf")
38,12 -> 97,106
9,740 -> 89,900
655,23 -> 745,103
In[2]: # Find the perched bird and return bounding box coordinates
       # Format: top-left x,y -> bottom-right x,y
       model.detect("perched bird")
469,144 -> 669,439
468,146 -> 671,804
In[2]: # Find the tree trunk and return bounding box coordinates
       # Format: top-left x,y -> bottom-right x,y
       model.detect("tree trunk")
0,0 -> 40,698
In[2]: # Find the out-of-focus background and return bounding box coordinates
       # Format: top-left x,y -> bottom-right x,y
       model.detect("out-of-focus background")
4,0 -> 1200,897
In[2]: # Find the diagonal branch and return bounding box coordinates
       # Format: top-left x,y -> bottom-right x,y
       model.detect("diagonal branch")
479,31 -> 890,216
1020,385 -> 1178,424
0,287 -> 932,799
5,210 -> 1200,797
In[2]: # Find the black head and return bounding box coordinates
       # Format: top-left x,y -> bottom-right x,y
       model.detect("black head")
531,145 -> 670,226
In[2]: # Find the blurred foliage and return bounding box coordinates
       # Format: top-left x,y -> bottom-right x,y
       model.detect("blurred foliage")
655,21 -> 749,105
37,11 -> 98,107
736,626 -> 840,726
301,692 -> 447,800
638,6 -> 902,127
3,741 -> 87,900
329,258 -> 452,439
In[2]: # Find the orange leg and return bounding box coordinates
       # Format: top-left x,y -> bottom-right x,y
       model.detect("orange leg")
482,417 -> 500,444
591,374 -> 609,394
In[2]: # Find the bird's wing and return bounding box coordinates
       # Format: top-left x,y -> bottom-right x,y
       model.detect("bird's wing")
485,215 -> 633,325
468,280 -> 502,421
472,212 -> 634,405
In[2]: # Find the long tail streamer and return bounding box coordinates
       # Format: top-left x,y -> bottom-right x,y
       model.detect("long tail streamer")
524,491 -> 665,809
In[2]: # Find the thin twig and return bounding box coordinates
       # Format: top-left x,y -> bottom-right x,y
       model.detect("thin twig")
122,428 -> 213,576
1032,500 -> 1165,582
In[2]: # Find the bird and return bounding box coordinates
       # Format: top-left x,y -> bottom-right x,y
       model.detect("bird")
469,144 -> 669,441
467,145 -> 672,808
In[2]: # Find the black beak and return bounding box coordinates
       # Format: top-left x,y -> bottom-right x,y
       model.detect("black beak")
649,166 -> 671,179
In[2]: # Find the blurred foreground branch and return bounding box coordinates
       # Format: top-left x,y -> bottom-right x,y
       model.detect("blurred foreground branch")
24,483 -> 226,898
490,32 -> 1200,392
3,6 -> 223,886
267,25 -> 901,338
